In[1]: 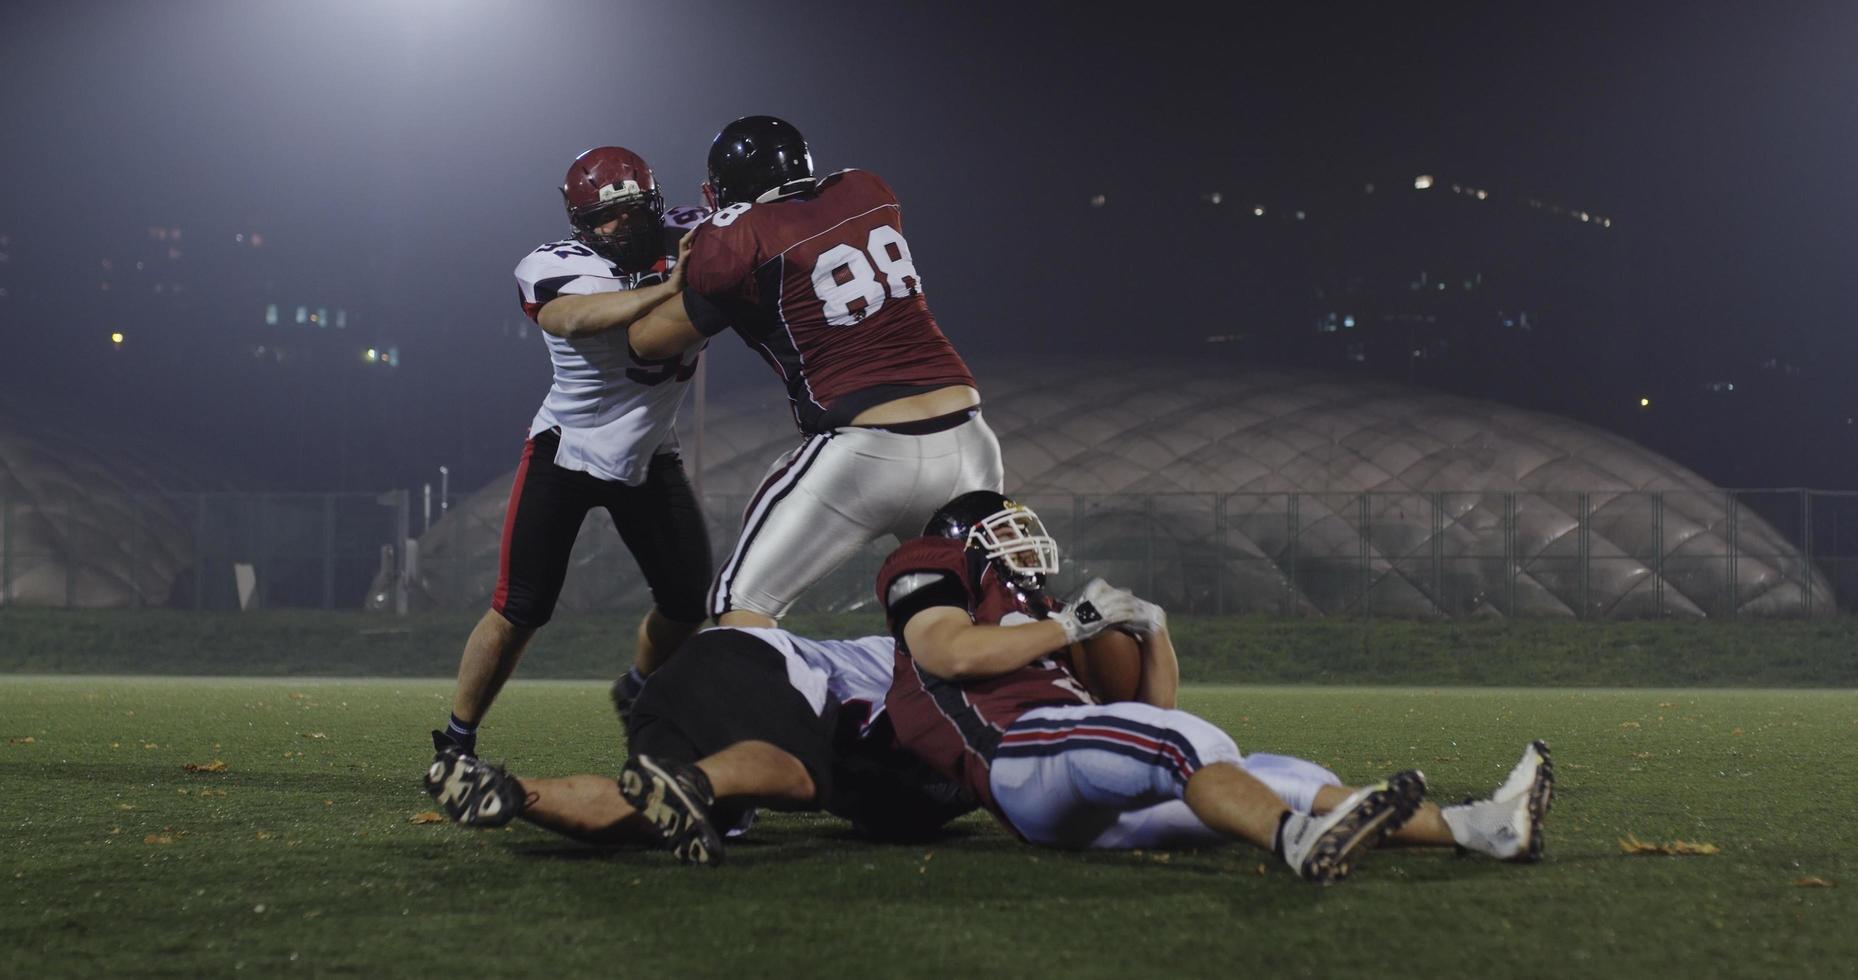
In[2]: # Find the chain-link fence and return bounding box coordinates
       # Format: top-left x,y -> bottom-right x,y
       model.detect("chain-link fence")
5,487 -> 1856,617
0,489 -> 409,611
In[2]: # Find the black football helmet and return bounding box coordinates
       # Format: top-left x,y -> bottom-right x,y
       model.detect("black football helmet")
924,490 -> 1061,591
706,115 -> 815,207
560,146 -> 665,271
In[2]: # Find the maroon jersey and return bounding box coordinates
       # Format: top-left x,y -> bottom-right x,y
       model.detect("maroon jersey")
680,169 -> 977,433
877,537 -> 1096,814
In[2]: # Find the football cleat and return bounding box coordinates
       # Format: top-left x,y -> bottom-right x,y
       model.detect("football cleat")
610,671 -> 646,730
1442,740 -> 1555,862
618,754 -> 725,867
424,737 -> 524,828
1281,769 -> 1427,884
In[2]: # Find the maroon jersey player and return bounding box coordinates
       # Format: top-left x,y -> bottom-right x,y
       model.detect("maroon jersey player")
878,491 -> 1557,882
629,116 -> 1004,629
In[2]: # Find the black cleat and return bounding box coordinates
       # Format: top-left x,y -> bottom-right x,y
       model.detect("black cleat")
610,671 -> 647,729
618,754 -> 724,867
1283,769 -> 1427,884
424,736 -> 524,828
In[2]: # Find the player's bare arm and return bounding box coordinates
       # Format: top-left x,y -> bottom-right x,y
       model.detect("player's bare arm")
536,278 -> 680,339
537,235 -> 689,340
628,285 -> 705,359
902,605 -> 1072,681
1133,624 -> 1180,710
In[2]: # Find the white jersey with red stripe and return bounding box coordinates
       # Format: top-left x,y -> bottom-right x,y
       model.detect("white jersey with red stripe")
707,626 -> 894,723
512,204 -> 709,485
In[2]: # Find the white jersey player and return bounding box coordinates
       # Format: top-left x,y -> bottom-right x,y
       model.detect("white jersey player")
433,146 -> 715,764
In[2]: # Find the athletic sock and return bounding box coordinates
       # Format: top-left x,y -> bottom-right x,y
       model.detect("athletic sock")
1272,810 -> 1294,859
446,714 -> 478,756
618,667 -> 647,699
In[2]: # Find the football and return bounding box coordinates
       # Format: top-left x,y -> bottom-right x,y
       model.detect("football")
1067,628 -> 1144,703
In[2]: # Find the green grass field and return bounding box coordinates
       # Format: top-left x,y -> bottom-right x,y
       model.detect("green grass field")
4,678 -> 1852,977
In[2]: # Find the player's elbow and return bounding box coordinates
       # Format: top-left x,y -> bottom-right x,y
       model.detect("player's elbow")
535,304 -> 581,339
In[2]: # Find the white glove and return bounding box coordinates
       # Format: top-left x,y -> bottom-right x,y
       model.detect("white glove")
1121,598 -> 1168,640
1051,578 -> 1146,644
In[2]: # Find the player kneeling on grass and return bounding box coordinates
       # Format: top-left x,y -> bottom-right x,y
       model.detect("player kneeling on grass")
424,627 -> 975,864
879,490 -> 1555,884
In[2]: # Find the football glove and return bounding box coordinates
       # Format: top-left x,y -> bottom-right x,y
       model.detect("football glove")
1051,578 -> 1145,644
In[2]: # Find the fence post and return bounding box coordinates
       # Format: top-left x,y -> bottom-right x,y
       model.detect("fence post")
129,495 -> 142,609
1359,493 -> 1372,616
1214,493 -> 1227,616
322,494 -> 337,610
1431,491 -> 1443,614
1577,492 -> 1590,621
1504,492 -> 1516,616
1286,493 -> 1301,616
194,494 -> 208,610
0,479 -> 9,605
64,500 -> 76,608
1726,490 -> 1739,617
257,493 -> 272,610
1653,492 -> 1664,617
1801,488 -> 1813,617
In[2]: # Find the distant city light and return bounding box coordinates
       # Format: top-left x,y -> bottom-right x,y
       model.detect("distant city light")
364,348 -> 379,363
1475,189 -> 1488,200
1252,206 -> 1265,217
110,332 -> 124,345
1413,175 -> 1434,190
1639,397 -> 1651,408
1202,191 -> 1224,205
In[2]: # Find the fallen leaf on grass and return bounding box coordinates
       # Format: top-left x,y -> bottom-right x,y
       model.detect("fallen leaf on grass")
1794,877 -> 1835,888
182,760 -> 228,773
407,812 -> 445,824
8,736 -> 35,745
1619,834 -> 1720,856
144,834 -> 176,846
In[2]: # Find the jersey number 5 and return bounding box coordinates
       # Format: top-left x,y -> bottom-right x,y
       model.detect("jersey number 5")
811,226 -> 922,326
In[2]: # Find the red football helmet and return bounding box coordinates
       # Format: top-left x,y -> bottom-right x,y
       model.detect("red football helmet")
560,146 -> 666,271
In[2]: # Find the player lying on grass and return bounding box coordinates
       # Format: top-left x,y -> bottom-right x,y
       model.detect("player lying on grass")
874,490 -> 1555,884
424,626 -> 974,863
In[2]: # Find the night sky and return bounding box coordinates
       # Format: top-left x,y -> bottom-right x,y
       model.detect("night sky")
3,1 -> 1855,491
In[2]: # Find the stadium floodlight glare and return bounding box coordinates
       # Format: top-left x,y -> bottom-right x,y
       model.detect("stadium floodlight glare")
1414,175 -> 1434,190
110,332 -> 124,345
1639,397 -> 1651,408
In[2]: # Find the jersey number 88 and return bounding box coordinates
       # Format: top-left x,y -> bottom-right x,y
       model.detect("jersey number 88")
810,226 -> 922,326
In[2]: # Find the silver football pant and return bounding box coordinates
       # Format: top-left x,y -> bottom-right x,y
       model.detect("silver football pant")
709,411 -> 1004,620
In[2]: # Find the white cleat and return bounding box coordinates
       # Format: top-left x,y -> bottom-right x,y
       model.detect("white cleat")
1442,740 -> 1555,862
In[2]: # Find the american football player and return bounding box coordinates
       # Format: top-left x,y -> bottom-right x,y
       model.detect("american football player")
878,490 -> 1557,883
625,115 -> 1004,630
435,146 -> 714,760
425,626 -> 976,864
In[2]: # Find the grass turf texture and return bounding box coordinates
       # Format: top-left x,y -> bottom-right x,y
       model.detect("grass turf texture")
5,608 -> 1857,686
3,681 -> 1852,977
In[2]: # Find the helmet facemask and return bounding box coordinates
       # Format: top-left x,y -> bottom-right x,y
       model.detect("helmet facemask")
565,182 -> 665,271
968,504 -> 1060,587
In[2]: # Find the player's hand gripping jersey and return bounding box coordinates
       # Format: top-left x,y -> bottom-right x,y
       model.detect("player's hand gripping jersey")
514,205 -> 709,484
877,536 -> 1097,813
680,170 -> 976,433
